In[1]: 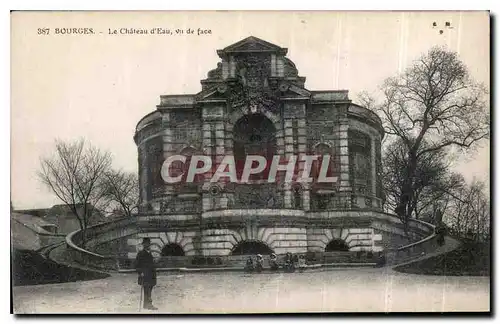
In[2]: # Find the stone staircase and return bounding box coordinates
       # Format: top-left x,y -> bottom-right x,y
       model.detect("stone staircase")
390,235 -> 461,268
43,215 -> 463,274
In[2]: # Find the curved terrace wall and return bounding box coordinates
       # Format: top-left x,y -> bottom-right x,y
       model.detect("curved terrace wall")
64,213 -> 437,271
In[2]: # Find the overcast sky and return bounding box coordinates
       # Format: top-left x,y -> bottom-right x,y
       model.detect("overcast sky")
11,11 -> 490,209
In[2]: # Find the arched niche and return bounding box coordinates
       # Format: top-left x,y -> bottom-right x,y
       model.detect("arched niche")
233,113 -> 277,180
231,240 -> 274,255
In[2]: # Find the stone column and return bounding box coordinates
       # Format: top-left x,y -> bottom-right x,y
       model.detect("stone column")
161,112 -> 174,197
162,112 -> 173,159
337,106 -> 351,208
224,121 -> 234,208
215,121 -> 225,160
371,137 -> 377,197
202,105 -> 226,211
338,112 -> 350,192
303,189 -> 310,211
276,57 -> 284,77
229,55 -> 236,78
202,121 -> 213,212
138,144 -> 148,206
271,54 -> 277,77
276,132 -> 285,155
296,118 -> 308,210
283,118 -> 294,208
224,122 -> 233,156
222,58 -> 229,79
215,121 -> 227,208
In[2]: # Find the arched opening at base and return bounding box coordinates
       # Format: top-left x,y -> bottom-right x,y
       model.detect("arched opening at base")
231,240 -> 274,255
325,239 -> 350,252
161,243 -> 185,256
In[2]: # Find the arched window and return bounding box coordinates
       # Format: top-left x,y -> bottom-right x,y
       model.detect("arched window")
325,239 -> 350,252
231,241 -> 274,255
161,243 -> 185,256
233,114 -> 277,181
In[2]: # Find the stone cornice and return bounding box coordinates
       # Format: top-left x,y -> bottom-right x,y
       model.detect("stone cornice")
216,36 -> 288,58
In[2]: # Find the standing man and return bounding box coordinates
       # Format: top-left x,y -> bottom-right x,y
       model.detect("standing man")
135,238 -> 158,310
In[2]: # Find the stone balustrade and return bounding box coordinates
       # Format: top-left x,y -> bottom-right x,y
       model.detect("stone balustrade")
384,218 -> 437,265
137,213 -> 200,224
64,210 -> 438,272
135,111 -> 162,133
202,209 -> 306,219
348,104 -> 383,128
65,217 -> 138,270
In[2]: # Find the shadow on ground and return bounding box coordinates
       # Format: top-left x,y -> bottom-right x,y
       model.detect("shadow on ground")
394,241 -> 490,276
11,249 -> 109,286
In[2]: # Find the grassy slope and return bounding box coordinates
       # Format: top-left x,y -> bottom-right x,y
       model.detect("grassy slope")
12,249 -> 109,286
394,241 -> 490,276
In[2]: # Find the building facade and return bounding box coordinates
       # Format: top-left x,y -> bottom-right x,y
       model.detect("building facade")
130,37 -> 401,259
18,203 -> 105,235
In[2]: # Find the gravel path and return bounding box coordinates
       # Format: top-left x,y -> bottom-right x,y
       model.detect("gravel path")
13,267 -> 489,313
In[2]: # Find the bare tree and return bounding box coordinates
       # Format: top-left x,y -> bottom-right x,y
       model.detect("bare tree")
356,91 -> 377,111
101,170 -> 139,218
374,46 -> 489,227
446,178 -> 490,242
38,139 -> 112,245
414,172 -> 466,225
382,138 -> 463,223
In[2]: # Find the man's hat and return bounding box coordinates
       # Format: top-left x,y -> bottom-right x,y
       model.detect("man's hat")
142,237 -> 151,245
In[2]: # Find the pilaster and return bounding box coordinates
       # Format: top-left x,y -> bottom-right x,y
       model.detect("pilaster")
371,137 -> 377,196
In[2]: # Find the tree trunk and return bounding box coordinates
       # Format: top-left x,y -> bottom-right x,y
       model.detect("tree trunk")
396,152 -> 417,234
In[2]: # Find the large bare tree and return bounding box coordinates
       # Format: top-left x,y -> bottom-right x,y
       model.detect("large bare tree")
101,170 -> 139,218
382,138 -> 464,223
38,139 -> 112,244
375,46 -> 489,227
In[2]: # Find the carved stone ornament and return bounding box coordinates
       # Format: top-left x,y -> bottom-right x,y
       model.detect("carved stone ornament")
227,53 -> 280,115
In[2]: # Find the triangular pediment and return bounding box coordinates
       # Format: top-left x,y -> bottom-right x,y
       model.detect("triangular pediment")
288,84 -> 311,97
278,83 -> 311,98
195,85 -> 227,102
217,36 -> 287,56
196,82 -> 311,102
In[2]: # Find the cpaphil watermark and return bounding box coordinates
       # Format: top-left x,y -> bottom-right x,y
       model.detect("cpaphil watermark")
161,154 -> 338,184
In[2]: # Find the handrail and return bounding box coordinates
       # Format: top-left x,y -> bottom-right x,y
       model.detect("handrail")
395,219 -> 436,251
66,230 -> 113,258
65,217 -> 138,271
384,218 -> 438,265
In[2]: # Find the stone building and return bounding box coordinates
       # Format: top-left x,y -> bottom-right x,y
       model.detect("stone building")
130,36 -> 400,259
17,203 -> 105,235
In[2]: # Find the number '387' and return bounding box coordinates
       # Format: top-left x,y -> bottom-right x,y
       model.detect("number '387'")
37,28 -> 50,35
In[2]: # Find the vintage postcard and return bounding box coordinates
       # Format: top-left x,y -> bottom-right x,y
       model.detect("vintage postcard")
10,11 -> 490,314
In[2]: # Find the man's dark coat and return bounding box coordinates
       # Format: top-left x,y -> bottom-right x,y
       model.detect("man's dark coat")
135,249 -> 157,286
